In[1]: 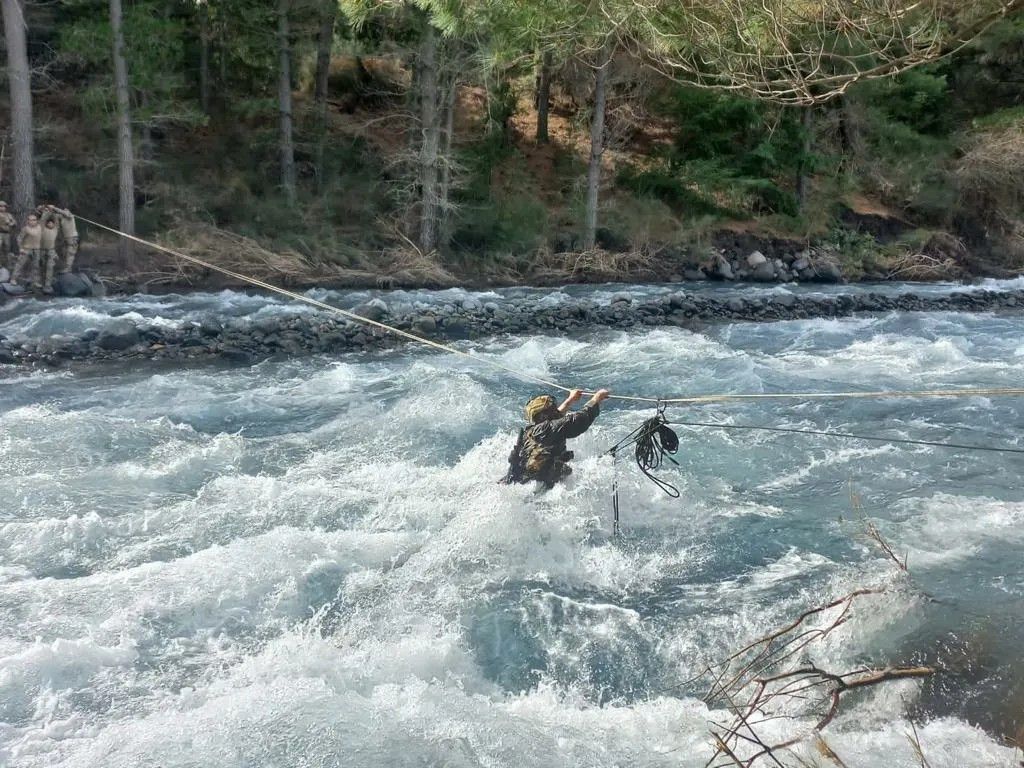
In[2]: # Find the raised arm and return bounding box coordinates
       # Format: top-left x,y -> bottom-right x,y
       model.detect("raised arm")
549,389 -> 610,440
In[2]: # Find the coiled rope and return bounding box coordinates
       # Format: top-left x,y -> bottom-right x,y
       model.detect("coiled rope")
79,216 -> 1024,407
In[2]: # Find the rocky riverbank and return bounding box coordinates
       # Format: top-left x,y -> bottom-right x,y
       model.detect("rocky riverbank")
2,285 -> 1023,369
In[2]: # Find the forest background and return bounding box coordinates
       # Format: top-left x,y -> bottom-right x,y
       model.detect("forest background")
2,0 -> 1024,290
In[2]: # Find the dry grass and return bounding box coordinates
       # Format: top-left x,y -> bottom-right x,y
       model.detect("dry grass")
156,223 -> 350,285
954,122 -> 1024,268
884,251 -> 965,281
151,222 -> 457,289
526,246 -> 659,282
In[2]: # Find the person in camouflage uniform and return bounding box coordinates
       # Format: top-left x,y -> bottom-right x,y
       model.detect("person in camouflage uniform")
501,387 -> 610,488
46,205 -> 79,273
38,210 -> 60,293
0,201 -> 16,269
11,211 -> 42,288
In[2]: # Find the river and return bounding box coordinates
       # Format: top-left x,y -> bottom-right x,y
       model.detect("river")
2,280 -> 1023,767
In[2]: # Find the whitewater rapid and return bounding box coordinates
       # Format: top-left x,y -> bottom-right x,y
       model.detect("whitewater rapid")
2,285 -> 1023,767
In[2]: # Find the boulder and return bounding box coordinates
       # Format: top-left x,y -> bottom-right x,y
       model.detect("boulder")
726,297 -> 746,313
751,262 -> 776,282
0,267 -> 9,283
54,272 -> 92,297
683,268 -> 707,281
813,260 -> 844,283
792,257 -> 810,272
746,250 -> 767,268
609,292 -> 633,305
715,254 -> 735,280
0,347 -> 15,365
96,320 -> 139,351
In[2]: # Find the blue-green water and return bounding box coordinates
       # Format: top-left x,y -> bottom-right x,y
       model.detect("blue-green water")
2,284 -> 1023,767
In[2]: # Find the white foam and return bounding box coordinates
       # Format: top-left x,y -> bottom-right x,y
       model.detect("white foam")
3,295 -> 1022,768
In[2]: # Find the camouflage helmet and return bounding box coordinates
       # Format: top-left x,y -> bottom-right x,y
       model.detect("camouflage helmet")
525,394 -> 557,423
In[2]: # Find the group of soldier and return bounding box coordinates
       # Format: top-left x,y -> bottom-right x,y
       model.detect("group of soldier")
0,201 -> 79,294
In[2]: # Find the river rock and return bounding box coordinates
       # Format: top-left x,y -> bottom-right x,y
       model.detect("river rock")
751,262 -> 776,282
813,261 -> 844,283
55,272 -> 92,298
683,268 -> 707,281
0,347 -> 15,364
0,267 -> 9,284
199,319 -> 223,337
96,320 -> 139,351
352,301 -> 387,322
413,316 -> 437,335
1,282 -> 27,296
610,292 -> 633,305
771,293 -> 797,308
747,251 -> 767,268
716,255 -> 735,280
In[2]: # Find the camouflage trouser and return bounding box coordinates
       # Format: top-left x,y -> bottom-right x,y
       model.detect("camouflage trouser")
11,249 -> 42,287
42,249 -> 59,289
0,232 -> 11,268
61,237 -> 79,273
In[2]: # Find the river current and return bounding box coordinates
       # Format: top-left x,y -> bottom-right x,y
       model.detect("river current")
2,280 -> 1023,767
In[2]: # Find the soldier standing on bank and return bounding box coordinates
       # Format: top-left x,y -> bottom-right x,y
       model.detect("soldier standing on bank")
11,211 -> 43,289
0,201 -> 15,269
46,205 -> 79,273
38,210 -> 60,294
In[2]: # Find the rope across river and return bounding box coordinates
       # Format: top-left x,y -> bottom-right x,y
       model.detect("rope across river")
78,216 -> 1024,407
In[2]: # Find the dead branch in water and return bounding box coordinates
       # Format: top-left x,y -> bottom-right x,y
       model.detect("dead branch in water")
686,493 -> 936,767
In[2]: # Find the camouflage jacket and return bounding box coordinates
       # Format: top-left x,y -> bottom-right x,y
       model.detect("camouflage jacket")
517,402 -> 601,487
17,222 -> 41,251
52,208 -> 78,240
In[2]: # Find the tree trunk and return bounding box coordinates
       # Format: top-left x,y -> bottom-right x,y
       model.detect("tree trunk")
199,1 -> 210,114
536,49 -> 551,145
583,48 -> 609,251
418,23 -> 440,254
276,0 -> 296,204
218,7 -> 227,91
437,76 -> 457,245
313,0 -> 336,194
110,0 -> 135,267
2,0 -> 35,218
796,106 -> 812,211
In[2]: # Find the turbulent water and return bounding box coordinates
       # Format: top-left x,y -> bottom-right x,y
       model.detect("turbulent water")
2,280 -> 1024,768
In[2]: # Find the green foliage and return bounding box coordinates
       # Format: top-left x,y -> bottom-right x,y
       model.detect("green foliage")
856,67 -> 952,136
450,193 -> 549,256
625,85 -> 816,218
450,140 -> 548,255
823,226 -> 887,280
58,2 -> 203,128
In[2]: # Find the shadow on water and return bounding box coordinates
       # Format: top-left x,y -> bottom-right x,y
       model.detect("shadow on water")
897,597 -> 1024,748
463,578 -> 663,705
